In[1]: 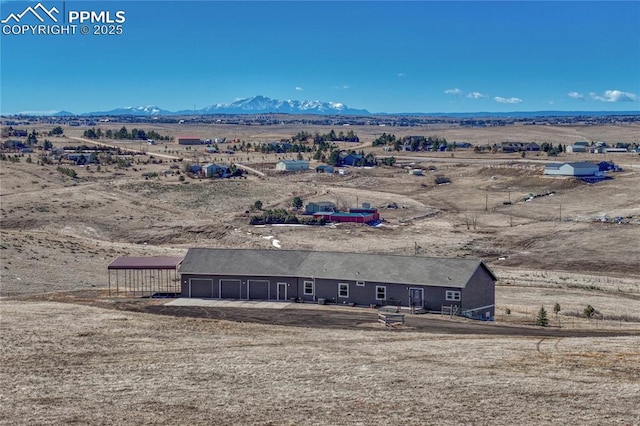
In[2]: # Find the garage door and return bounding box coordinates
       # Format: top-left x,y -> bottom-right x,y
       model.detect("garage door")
248,280 -> 269,300
190,279 -> 214,298
220,279 -> 242,299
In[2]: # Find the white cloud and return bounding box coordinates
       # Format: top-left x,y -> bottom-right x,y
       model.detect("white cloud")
444,88 -> 464,96
494,96 -> 523,104
568,91 -> 584,100
295,86 -> 303,91
397,73 -> 406,78
467,92 -> 486,99
589,90 -> 638,102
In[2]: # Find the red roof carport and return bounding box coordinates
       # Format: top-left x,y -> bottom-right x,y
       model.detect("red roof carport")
107,256 -> 184,296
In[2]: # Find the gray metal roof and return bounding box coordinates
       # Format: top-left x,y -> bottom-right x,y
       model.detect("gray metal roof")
179,248 -> 496,288
278,160 -> 309,165
545,163 -> 563,169
566,161 -> 598,168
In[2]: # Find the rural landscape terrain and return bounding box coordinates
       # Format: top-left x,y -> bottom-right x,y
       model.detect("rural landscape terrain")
1,116 -> 639,424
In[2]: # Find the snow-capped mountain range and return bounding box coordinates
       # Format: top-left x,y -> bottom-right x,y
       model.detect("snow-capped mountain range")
81,96 -> 370,116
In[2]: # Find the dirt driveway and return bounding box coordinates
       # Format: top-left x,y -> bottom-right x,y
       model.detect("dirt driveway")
26,291 -> 635,338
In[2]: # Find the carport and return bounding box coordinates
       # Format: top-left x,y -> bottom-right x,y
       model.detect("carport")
107,256 -> 184,296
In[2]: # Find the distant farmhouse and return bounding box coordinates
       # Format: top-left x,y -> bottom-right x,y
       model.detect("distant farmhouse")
315,165 -> 334,174
275,160 -> 309,171
304,201 -> 380,225
305,201 -> 336,214
341,152 -> 365,166
202,163 -> 230,178
566,141 -> 590,153
312,207 -> 380,224
10,129 -> 28,137
178,136 -> 202,145
178,248 -> 496,320
566,141 -> 633,154
500,142 -> 540,153
544,161 -> 599,176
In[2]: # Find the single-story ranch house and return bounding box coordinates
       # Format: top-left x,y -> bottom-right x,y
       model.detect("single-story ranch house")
179,248 -> 496,320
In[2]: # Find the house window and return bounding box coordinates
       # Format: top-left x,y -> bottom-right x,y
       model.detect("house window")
304,280 -> 314,296
338,283 -> 349,298
376,286 -> 386,301
356,281 -> 365,287
446,290 -> 461,301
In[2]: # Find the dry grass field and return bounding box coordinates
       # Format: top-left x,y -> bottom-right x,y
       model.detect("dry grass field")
1,121 -> 640,424
1,300 -> 639,425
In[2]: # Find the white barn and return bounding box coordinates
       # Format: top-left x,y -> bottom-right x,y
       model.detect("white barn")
544,162 -> 599,176
275,160 -> 310,171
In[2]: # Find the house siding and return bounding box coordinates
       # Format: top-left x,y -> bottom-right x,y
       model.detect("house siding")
181,272 -> 495,316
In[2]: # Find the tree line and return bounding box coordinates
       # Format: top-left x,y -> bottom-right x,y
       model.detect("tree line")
83,127 -> 172,141
372,133 -> 449,151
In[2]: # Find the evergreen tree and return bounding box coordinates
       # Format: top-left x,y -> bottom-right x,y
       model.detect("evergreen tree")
327,149 -> 341,166
292,196 -> 303,210
536,306 -> 549,327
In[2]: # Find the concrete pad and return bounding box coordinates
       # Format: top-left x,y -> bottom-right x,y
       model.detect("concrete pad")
165,298 -> 291,309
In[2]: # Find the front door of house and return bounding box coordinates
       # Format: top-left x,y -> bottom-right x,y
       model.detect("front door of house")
277,282 -> 287,301
409,288 -> 424,312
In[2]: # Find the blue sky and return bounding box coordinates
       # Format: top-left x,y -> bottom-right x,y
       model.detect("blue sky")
1,0 -> 639,114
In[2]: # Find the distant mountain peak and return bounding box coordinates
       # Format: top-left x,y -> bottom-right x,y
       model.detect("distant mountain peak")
82,96 -> 368,116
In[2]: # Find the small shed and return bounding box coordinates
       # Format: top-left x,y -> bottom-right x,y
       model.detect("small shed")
275,160 -> 309,171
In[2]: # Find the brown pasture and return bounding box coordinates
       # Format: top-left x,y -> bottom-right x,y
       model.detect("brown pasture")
1,121 -> 639,424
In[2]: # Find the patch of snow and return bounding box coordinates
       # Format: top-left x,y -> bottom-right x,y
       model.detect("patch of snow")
272,239 -> 281,249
